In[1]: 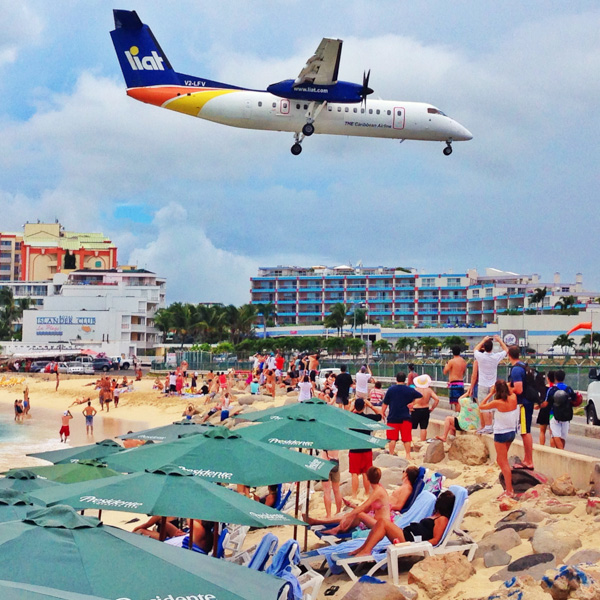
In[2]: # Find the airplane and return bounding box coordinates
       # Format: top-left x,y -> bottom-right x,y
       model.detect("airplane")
110,10 -> 472,156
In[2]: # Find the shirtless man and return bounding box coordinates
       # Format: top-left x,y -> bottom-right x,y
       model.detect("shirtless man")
443,346 -> 467,412
82,401 -> 97,435
59,410 -> 73,443
307,353 -> 320,384
410,374 -> 440,441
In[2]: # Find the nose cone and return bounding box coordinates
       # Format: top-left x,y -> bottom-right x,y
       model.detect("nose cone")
453,121 -> 473,141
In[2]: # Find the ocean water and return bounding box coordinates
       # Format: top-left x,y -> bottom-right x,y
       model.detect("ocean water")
0,404 -> 147,472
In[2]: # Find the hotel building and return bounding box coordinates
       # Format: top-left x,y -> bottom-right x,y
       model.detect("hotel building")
0,222 -> 117,283
250,266 -> 595,327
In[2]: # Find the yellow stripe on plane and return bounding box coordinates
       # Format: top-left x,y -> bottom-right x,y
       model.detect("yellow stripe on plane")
162,89 -> 239,116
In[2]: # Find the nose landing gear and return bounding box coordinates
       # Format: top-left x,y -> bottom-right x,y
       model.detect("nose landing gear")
291,132 -> 305,155
443,139 -> 453,156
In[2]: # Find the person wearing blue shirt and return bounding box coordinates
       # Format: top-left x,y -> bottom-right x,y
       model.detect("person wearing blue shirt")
508,346 -> 534,470
250,379 -> 260,395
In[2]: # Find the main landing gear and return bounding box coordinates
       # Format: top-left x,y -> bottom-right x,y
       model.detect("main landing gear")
291,101 -> 326,155
443,139 -> 453,156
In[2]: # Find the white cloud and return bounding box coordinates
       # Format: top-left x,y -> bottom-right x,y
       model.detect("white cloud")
0,2 -> 43,67
128,202 -> 259,305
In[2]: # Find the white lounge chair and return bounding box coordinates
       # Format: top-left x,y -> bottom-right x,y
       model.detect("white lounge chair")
300,490 -> 437,581
386,485 -> 477,585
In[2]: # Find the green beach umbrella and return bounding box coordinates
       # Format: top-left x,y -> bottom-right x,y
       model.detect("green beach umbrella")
0,470 -> 60,492
118,420 -> 213,443
31,465 -> 305,528
0,580 -> 110,600
240,414 -> 388,450
106,427 -> 335,486
0,490 -> 36,523
3,460 -> 120,484
27,440 -> 125,465
240,398 -> 390,431
0,505 -> 289,600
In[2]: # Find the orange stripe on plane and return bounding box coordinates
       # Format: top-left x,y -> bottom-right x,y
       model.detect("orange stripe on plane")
127,86 -> 188,107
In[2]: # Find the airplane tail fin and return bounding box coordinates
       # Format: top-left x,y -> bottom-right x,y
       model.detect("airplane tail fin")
110,9 -> 180,88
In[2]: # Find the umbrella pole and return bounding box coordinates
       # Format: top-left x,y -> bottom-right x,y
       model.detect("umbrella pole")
159,516 -> 168,542
303,448 -> 313,552
212,522 -> 221,557
293,480 -> 301,541
188,518 -> 194,552
98,510 -> 102,520
303,478 -> 311,552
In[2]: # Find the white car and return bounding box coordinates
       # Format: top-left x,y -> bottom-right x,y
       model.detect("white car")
315,368 -> 342,391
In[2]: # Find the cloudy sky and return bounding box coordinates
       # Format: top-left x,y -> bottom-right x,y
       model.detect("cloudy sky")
1,1 -> 599,304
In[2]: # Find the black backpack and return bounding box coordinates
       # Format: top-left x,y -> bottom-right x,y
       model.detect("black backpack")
552,387 -> 574,422
513,361 -> 541,406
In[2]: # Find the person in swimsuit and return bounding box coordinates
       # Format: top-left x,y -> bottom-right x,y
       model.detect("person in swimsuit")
133,516 -> 186,540
349,490 -> 455,556
304,467 -> 390,535
82,401 -> 97,435
390,466 -> 420,512
23,385 -> 30,416
59,410 -> 73,443
182,404 -> 196,420
410,374 -> 440,442
443,346 -> 467,412
14,400 -> 23,422
479,380 -> 518,499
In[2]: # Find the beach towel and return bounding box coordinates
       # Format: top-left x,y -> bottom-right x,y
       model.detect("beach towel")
266,540 -> 303,600
248,532 -> 279,571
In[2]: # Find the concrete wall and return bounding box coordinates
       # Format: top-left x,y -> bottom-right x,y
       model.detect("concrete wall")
428,419 -> 597,490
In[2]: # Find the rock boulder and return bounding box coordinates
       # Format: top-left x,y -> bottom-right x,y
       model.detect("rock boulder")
374,453 -> 409,469
408,554 -> 474,599
423,440 -> 445,464
532,525 -> 582,561
448,435 -> 489,466
475,527 -> 522,559
550,474 -> 576,496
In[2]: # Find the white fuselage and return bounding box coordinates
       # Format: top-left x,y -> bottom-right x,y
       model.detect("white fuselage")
189,90 -> 472,142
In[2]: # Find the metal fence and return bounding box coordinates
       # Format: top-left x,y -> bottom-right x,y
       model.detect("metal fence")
152,352 -> 597,392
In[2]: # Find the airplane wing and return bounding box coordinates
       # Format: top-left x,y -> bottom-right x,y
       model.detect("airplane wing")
294,38 -> 342,86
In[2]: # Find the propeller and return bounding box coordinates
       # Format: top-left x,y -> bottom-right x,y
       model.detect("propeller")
360,69 -> 374,107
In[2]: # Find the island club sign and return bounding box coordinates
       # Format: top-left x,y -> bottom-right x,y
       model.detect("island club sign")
35,314 -> 96,336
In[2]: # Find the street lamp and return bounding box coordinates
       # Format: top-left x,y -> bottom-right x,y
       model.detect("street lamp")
352,302 -> 366,338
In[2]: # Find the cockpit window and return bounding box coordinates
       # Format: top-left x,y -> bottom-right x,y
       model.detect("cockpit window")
427,107 -> 447,116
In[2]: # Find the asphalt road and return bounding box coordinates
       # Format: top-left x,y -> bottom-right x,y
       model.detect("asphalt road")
434,402 -> 600,459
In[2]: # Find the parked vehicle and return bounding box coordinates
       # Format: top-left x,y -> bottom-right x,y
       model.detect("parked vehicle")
110,356 -> 131,370
315,368 -> 342,391
586,368 -> 600,425
92,358 -> 117,372
29,361 -> 51,373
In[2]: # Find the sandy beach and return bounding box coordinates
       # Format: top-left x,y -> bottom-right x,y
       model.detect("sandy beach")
1,374 -> 599,599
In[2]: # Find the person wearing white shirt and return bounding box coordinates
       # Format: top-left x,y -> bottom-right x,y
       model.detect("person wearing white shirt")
297,375 -> 314,402
355,365 -> 373,400
473,335 -> 509,433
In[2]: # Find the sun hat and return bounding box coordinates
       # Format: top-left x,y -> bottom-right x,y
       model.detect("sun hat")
414,374 -> 432,389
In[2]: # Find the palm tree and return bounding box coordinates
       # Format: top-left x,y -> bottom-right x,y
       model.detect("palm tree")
223,304 -> 258,344
554,295 -> 577,312
395,337 -> 415,360
580,333 -> 600,354
324,303 -> 348,337
419,336 -> 441,357
551,333 -> 575,354
169,302 -> 193,348
353,307 -> 367,339
0,289 -> 30,340
195,304 -> 227,344
254,302 -> 276,339
152,307 -> 173,343
442,335 -> 467,352
528,287 -> 548,314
